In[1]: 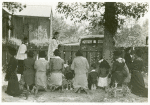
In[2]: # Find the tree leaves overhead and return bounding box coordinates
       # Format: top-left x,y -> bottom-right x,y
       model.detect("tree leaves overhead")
56,2 -> 149,35
2,2 -> 26,14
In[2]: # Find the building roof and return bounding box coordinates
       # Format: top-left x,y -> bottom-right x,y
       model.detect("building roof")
3,5 -> 52,17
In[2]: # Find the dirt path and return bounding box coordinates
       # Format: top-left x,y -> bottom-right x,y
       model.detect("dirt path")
2,73 -> 148,102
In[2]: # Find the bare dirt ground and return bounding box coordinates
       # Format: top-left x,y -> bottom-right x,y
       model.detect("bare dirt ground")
2,73 -> 148,102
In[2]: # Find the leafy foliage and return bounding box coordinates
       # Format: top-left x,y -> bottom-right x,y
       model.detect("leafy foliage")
52,15 -> 89,43
2,2 -> 26,14
114,19 -> 148,47
56,2 -> 149,36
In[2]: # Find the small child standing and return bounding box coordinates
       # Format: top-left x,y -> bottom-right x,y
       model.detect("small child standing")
64,59 -> 75,90
98,59 -> 110,91
88,63 -> 98,90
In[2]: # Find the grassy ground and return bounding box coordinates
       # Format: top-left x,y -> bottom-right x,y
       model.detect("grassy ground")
2,73 -> 148,102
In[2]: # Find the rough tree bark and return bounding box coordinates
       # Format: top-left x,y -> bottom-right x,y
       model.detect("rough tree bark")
103,2 -> 116,66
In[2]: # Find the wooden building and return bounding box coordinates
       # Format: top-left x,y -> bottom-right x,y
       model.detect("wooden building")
3,5 -> 53,42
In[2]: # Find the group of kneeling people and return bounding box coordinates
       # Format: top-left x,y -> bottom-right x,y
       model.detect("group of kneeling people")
5,46 -> 148,99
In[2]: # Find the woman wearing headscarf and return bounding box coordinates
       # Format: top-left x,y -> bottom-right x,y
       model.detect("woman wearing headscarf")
130,49 -> 148,97
71,50 -> 89,93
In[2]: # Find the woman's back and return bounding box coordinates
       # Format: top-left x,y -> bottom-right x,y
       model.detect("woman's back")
71,56 -> 89,74
34,58 -> 49,72
24,58 -> 35,72
50,56 -> 64,71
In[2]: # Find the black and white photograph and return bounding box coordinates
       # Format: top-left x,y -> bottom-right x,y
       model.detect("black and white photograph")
1,0 -> 149,103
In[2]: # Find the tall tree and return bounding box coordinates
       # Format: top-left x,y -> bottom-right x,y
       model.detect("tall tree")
56,2 -> 149,65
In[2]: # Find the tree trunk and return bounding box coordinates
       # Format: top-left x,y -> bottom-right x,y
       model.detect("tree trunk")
103,2 -> 116,66
103,28 -> 114,66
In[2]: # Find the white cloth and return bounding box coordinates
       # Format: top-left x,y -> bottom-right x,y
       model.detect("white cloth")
16,44 -> 27,60
98,76 -> 108,87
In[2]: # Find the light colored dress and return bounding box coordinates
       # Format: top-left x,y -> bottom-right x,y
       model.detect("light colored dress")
48,39 -> 59,61
71,56 -> 89,89
34,58 -> 49,88
47,56 -> 64,87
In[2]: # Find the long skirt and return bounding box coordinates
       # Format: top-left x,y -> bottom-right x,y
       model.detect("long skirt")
130,71 -> 148,97
73,74 -> 88,89
35,72 -> 47,88
5,75 -> 22,97
48,72 -> 63,87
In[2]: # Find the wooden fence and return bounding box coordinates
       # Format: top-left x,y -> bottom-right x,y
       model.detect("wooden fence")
2,44 -> 102,67
2,44 -> 148,72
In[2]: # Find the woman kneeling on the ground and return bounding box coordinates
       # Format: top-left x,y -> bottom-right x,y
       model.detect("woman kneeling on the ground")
23,51 -> 35,95
110,50 -> 130,87
71,50 -> 89,94
130,49 -> 148,97
34,51 -> 49,96
47,49 -> 64,91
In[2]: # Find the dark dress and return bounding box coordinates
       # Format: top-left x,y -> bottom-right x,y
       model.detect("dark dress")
23,58 -> 35,86
130,57 -> 148,97
110,58 -> 127,87
5,57 -> 22,97
88,70 -> 98,89
124,53 -> 132,73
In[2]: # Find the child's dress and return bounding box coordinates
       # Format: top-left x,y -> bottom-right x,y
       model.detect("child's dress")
98,68 -> 109,87
88,70 -> 98,90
